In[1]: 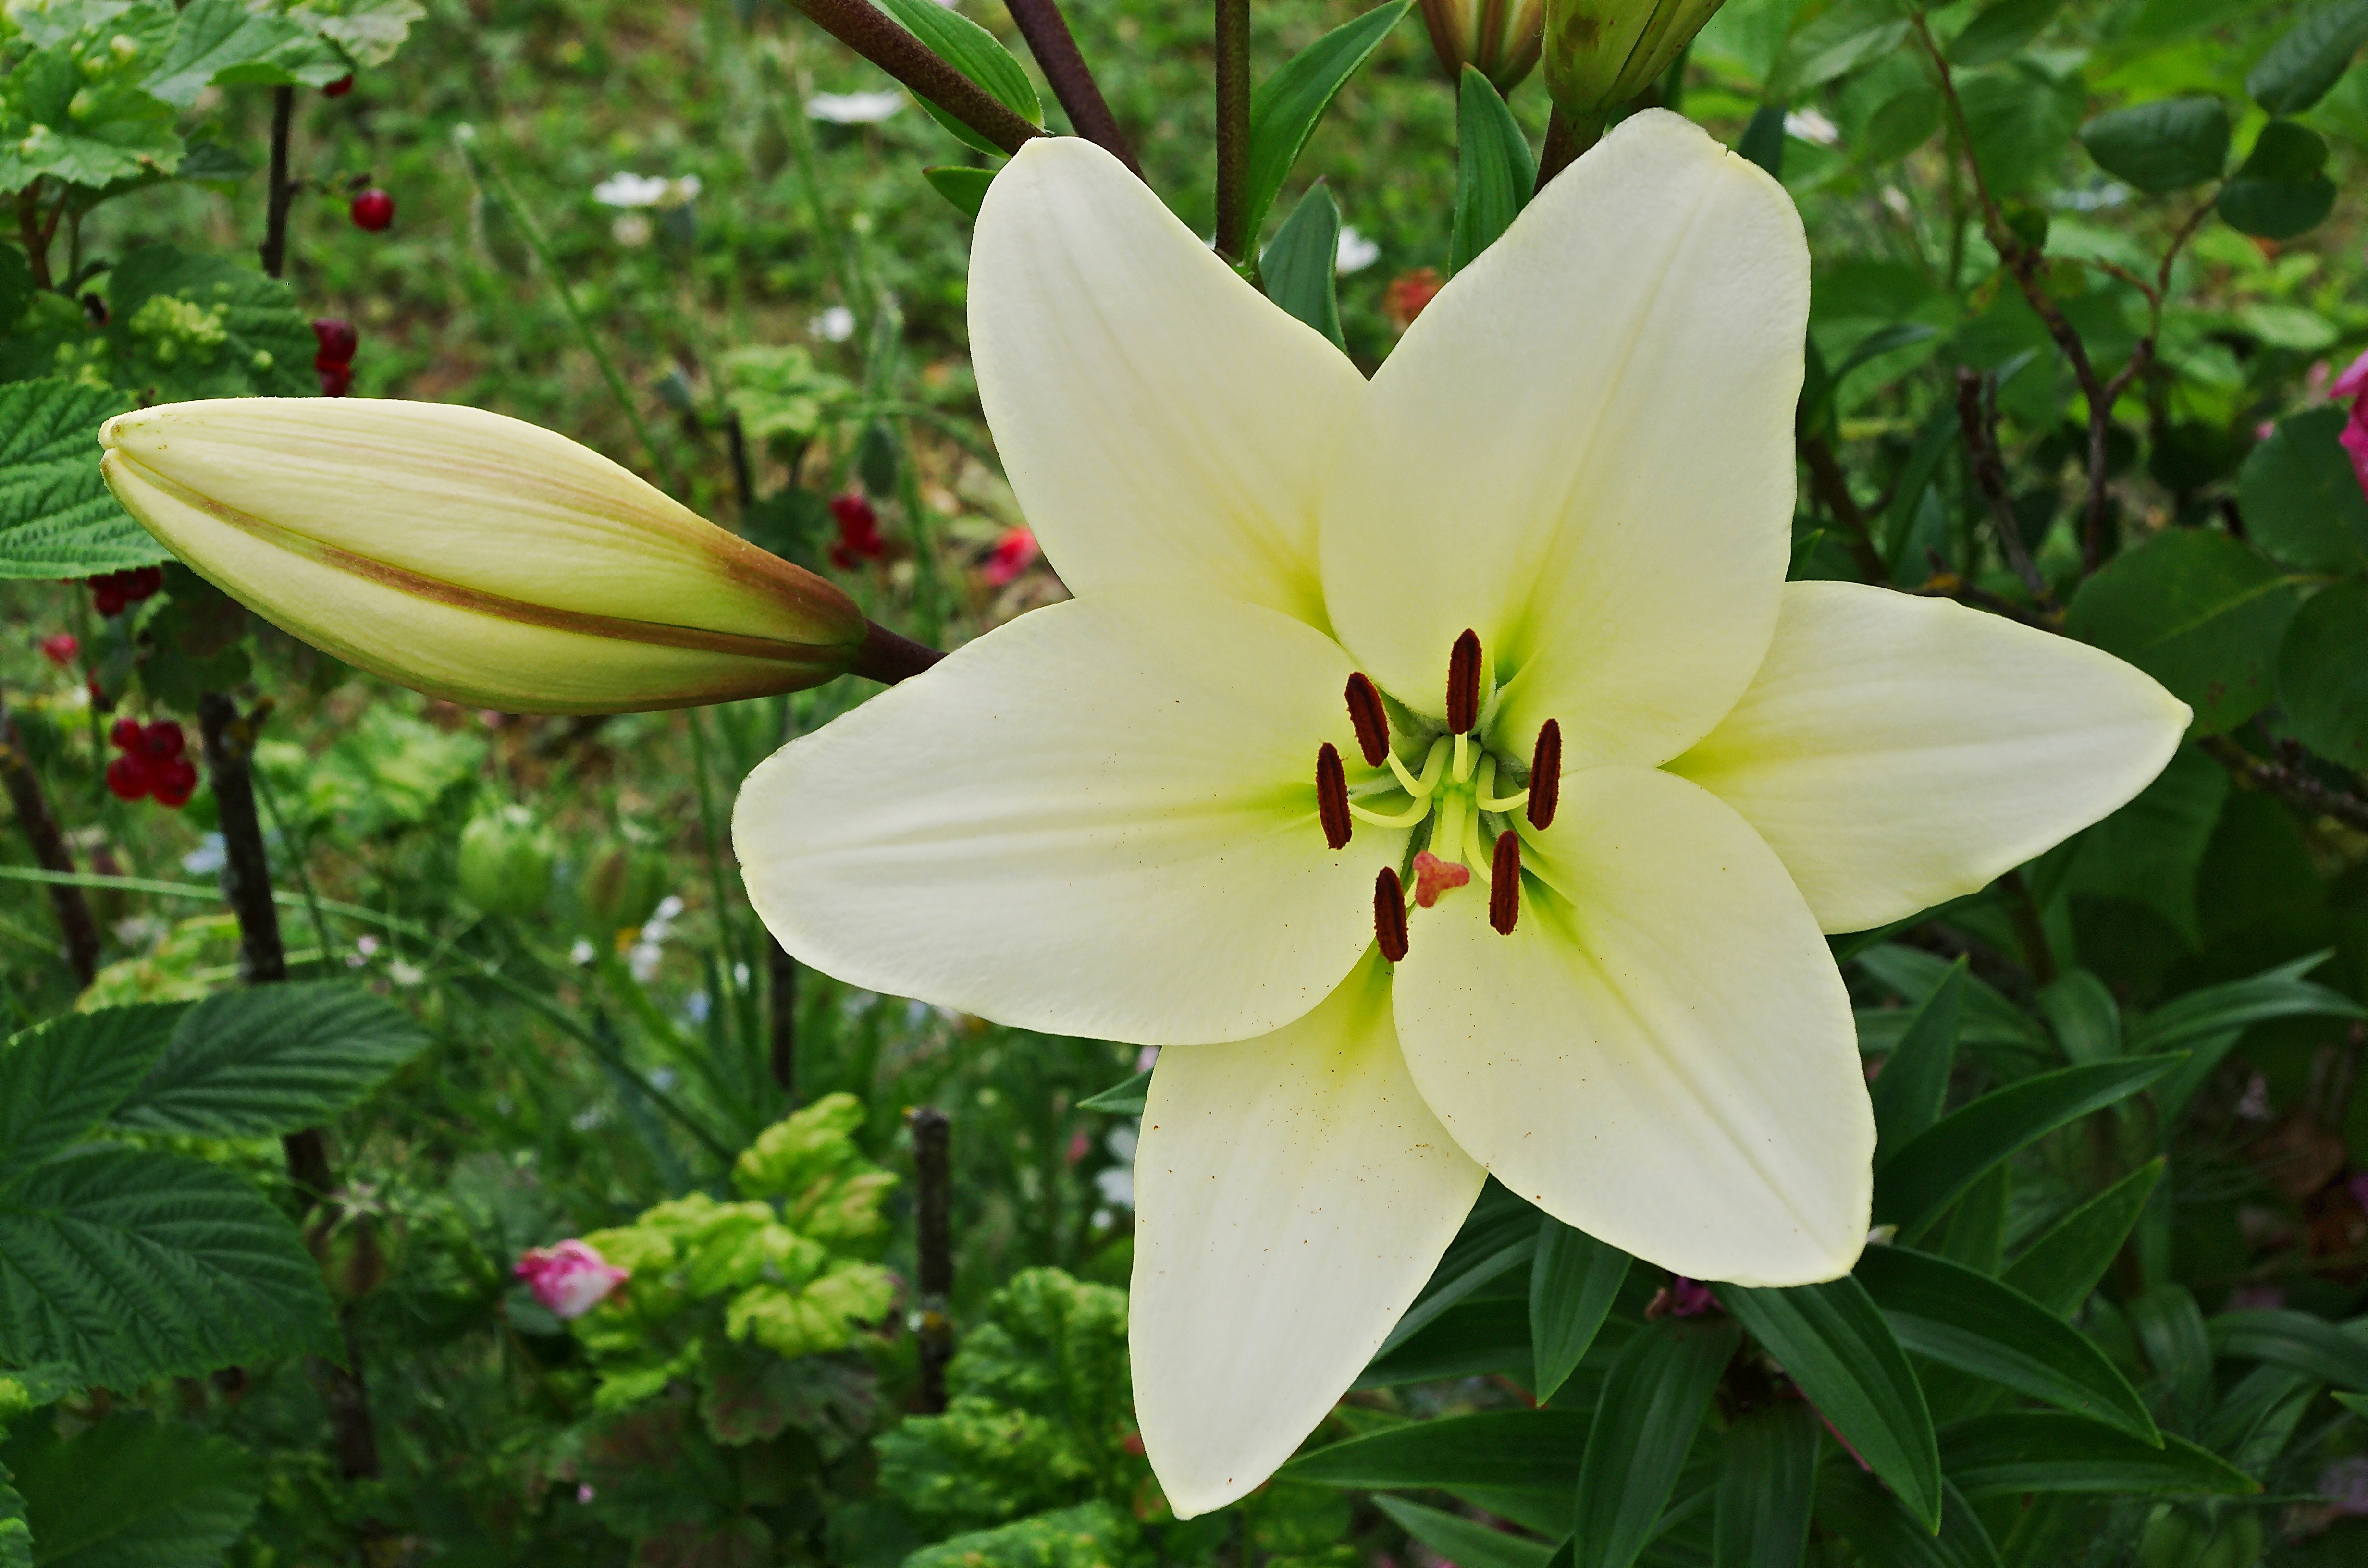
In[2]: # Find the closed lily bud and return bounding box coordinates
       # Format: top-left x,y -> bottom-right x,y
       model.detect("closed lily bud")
1543,0 -> 1725,138
1419,0 -> 1545,92
99,399 -> 867,713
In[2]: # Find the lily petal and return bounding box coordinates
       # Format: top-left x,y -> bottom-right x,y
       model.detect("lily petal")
1133,952 -> 1485,1517
732,592 -> 1399,1044
1669,582 -> 2191,933
1392,764 -> 1870,1286
970,139 -> 1366,630
1318,110 -> 1807,765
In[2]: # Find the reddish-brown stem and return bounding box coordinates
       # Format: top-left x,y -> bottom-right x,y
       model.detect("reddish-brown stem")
1003,0 -> 1139,175
850,620 -> 947,684
0,696 -> 102,985
2202,735 -> 2368,835
1954,368 -> 2055,608
796,0 -> 1046,155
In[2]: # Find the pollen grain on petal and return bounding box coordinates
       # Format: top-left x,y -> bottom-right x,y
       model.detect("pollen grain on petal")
1528,718 -> 1562,831
1411,849 -> 1469,908
1344,672 -> 1390,767
1316,743 -> 1353,850
1446,629 -> 1482,735
1489,831 -> 1521,935
1374,867 -> 1409,962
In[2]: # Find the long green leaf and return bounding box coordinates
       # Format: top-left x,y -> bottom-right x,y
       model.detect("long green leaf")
1875,1057 -> 2181,1239
1076,1067 -> 1150,1115
2208,1309 -> 2368,1392
111,983 -> 430,1139
872,0 -> 1042,155
1855,1246 -> 2157,1440
2126,952 -> 2364,1055
1573,1318 -> 1741,1568
1357,1297 -> 1531,1389
1450,65 -> 1533,273
1719,1276 -> 1941,1531
1530,1219 -> 1628,1402
2130,1283 -> 2214,1426
1869,957 -> 1965,1153
0,1007 -> 182,1191
2002,1159 -> 2163,1317
1372,1496 -> 1559,1568
1261,182 -> 1346,349
1379,1186 -> 1538,1357
1242,1 -> 1411,249
1937,1414 -> 2259,1497
1283,1409 -> 1588,1489
1713,1404 -> 1817,1568
1814,1467 -> 1999,1568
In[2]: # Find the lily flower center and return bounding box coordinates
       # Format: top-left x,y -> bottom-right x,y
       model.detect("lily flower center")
1310,630 -> 1562,962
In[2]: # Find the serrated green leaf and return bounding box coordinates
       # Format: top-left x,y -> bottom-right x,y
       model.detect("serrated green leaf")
2,1412 -> 258,1568
1938,1413 -> 2258,1497
0,379 -> 163,580
1284,1409 -> 1589,1489
2217,121 -> 2336,240
1718,1277 -> 1940,1531
1529,1218 -> 1628,1403
1574,1318 -> 1738,1568
1948,0 -> 2063,66
1242,1 -> 1412,251
2066,528 -> 2298,735
1260,182 -> 1346,350
2003,1159 -> 2163,1318
1813,1467 -> 1998,1568
0,1006 -> 182,1190
1450,65 -> 1533,274
2078,98 -> 2230,193
0,1148 -> 338,1386
1855,1246 -> 2158,1440
872,0 -> 1040,156
903,1500 -> 1147,1568
2280,582 -> 2368,772
1713,1403 -> 1817,1568
2238,407 -> 2368,573
1870,957 -> 1964,1154
2208,1309 -> 2368,1392
143,0 -> 345,108
1373,1496 -> 1557,1568
103,245 -> 316,402
290,0 -> 426,69
2245,0 -> 2368,115
0,11 -> 184,191
110,982 -> 429,1139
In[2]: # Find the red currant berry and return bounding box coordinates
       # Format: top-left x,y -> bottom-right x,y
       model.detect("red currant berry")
93,588 -> 126,615
311,318 -> 358,363
140,720 -> 185,760
126,566 -> 163,601
152,757 -> 199,808
109,716 -> 144,752
105,753 -> 153,801
38,632 -> 77,667
323,74 -> 355,97
350,189 -> 395,231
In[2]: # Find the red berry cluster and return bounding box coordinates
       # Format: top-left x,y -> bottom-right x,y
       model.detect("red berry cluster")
106,717 -> 197,807
350,188 -> 395,232
313,317 -> 358,397
828,493 -> 888,570
87,566 -> 163,617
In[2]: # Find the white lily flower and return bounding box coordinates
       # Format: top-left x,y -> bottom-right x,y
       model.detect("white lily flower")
731,113 -> 2187,1517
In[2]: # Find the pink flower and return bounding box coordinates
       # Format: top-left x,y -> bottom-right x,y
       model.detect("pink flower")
981,525 -> 1039,586
1646,1275 -> 1719,1319
2331,347 -> 2368,501
515,1239 -> 629,1318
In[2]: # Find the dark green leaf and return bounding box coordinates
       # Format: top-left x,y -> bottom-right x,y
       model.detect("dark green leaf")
1356,1297 -> 1531,1388
2217,121 -> 2337,240
1713,1403 -> 1816,1568
1877,1059 -> 2179,1240
1530,1219 -> 1628,1403
2280,582 -> 2368,771
1855,1246 -> 2158,1440
2002,1159 -> 2164,1318
1717,1278 -> 1940,1530
111,983 -> 430,1139
2,1412 -> 258,1568
0,1464 -> 23,1568
1803,323 -> 1940,431
2208,1309 -> 2368,1392
921,166 -> 994,220
2238,407 -> 2368,572
1283,1409 -> 1588,1489
0,1007 -> 181,1190
871,0 -> 1041,156
1261,183 -> 1346,350
1949,0 -> 2064,66
1372,1496 -> 1557,1568
2037,969 -> 2121,1067
1451,66 -> 1533,274
1738,104 -> 1785,177
2078,98 -> 2230,193
0,1148 -> 339,1386
0,379 -> 160,581
1814,1467 -> 1999,1568
1243,1 -> 1412,249
2063,744 -> 2228,946
2129,1284 -> 2214,1425
2245,0 -> 2368,115
1775,0 -> 1911,94
2064,528 -> 2297,737
2130,951 -> 2364,1055
1854,945 -> 2050,1064
1937,1414 -> 2258,1497
1870,957 -> 1965,1154
1574,1318 -> 1739,1568
1959,64 -> 2084,196
1380,1186 -> 1538,1357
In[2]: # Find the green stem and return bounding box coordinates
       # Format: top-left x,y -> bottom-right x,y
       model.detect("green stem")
1213,0 -> 1252,265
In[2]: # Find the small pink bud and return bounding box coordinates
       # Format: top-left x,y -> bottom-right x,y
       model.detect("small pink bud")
515,1239 -> 628,1318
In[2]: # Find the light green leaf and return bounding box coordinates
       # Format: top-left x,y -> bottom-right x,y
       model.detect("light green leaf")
2245,0 -> 2368,116
2280,582 -> 2368,771
0,1007 -> 181,1190
1937,1413 -> 2258,1497
2064,528 -> 2299,737
1373,1496 -> 1557,1568
2002,1159 -> 2164,1318
110,983 -> 429,1139
922,165 -> 994,220
902,1501 -> 1147,1568
1712,1404 -> 1817,1568
2237,406 -> 2368,573
0,378 -> 161,581
1451,65 -> 1533,275
1243,1 -> 1412,251
2,1412 -> 259,1568
1529,1218 -> 1628,1403
872,0 -> 1041,156
1574,1318 -> 1739,1568
2078,98 -> 2230,193
289,0 -> 427,68
1261,182 -> 1346,351
1074,1068 -> 1149,1116
143,0 -> 346,108
1958,63 -> 2083,196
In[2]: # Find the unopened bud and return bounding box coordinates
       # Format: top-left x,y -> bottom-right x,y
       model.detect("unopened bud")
1419,0 -> 1544,91
99,399 -> 867,712
1543,0 -> 1725,140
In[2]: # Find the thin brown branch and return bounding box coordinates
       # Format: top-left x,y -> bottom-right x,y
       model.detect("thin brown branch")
16,185 -> 50,290
795,0 -> 1047,156
1799,435 -> 1889,582
1003,0 -> 1139,175
2201,735 -> 2368,835
259,87 -> 294,280
1213,0 -> 1251,264
0,696 -> 102,986
1954,367 -> 2055,608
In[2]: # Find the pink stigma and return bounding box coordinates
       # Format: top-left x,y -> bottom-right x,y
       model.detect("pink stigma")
1410,850 -> 1469,909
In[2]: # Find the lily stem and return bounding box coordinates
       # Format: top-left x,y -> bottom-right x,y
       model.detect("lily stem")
852,620 -> 947,683
1004,0 -> 1140,176
1212,0 -> 1252,266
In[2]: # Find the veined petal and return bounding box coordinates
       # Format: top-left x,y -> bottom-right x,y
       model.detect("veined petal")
1133,952 -> 1485,1517
970,139 -> 1366,630
1392,765 -> 1870,1286
1319,110 -> 1807,765
731,592 -> 1401,1044
1670,583 -> 2192,933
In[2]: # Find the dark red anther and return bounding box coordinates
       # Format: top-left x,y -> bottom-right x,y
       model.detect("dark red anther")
1374,868 -> 1409,962
1344,672 -> 1390,767
1316,743 -> 1352,851
1528,719 -> 1561,831
1489,831 -> 1521,935
1445,629 -> 1482,735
